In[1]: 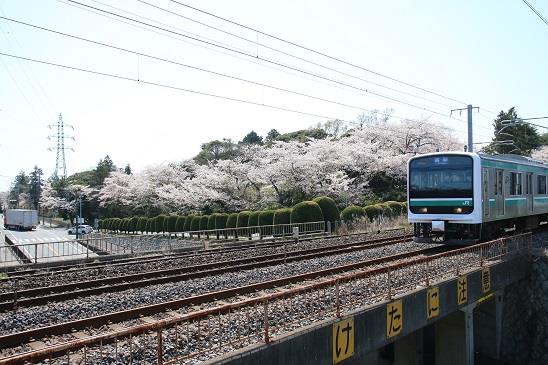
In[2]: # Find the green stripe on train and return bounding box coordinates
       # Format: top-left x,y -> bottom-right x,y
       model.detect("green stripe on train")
409,200 -> 473,207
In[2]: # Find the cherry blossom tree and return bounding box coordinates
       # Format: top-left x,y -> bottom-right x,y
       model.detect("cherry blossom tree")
95,117 -> 458,214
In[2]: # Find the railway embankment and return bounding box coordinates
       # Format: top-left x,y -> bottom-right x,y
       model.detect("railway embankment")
501,247 -> 548,365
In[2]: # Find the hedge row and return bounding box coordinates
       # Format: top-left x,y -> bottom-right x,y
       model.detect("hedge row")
341,201 -> 407,222
99,196 -> 405,234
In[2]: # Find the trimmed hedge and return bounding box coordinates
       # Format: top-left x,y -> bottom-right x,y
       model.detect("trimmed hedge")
155,215 -> 166,233
199,215 -> 209,231
313,196 -> 340,223
226,213 -> 238,228
377,203 -> 394,217
237,211 -> 252,228
129,217 -> 139,233
385,201 -> 403,216
215,213 -> 229,229
273,208 -> 291,225
258,210 -> 275,226
190,216 -> 201,231
363,205 -> 382,221
291,201 -> 324,224
145,218 -> 152,233
184,215 -> 194,232
248,211 -> 261,227
207,214 -> 218,230
341,205 -> 365,222
138,217 -> 147,233
166,215 -> 178,233
175,216 -> 186,232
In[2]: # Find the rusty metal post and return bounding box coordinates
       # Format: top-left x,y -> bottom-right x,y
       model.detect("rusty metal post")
218,310 -> 222,349
129,334 -> 133,364
157,329 -> 163,365
263,299 -> 270,343
425,259 -> 430,287
387,267 -> 392,299
335,279 -> 341,318
13,279 -> 18,312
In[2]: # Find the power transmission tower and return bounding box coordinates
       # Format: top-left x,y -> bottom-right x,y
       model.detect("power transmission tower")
47,113 -> 74,178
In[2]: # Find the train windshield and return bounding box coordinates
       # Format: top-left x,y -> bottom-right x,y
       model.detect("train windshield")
409,156 -> 473,198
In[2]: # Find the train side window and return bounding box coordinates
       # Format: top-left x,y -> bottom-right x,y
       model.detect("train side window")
511,172 -> 522,195
538,175 -> 547,195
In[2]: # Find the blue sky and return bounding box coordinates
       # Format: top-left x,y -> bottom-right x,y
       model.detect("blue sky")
1,0 -> 547,190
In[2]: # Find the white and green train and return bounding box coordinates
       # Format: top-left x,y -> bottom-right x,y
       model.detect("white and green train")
407,152 -> 548,244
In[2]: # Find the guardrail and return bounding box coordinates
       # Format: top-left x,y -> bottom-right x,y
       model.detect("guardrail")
0,235 -> 96,268
0,221 -> 327,269
0,233 -> 531,365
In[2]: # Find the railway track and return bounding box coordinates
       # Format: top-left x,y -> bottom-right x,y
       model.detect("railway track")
0,234 -> 412,310
0,229 -> 405,281
0,241 -> 444,354
1,234 -> 522,365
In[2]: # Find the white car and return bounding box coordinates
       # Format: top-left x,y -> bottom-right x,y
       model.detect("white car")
68,225 -> 93,235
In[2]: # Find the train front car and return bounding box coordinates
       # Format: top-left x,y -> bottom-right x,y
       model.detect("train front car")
407,152 -> 482,244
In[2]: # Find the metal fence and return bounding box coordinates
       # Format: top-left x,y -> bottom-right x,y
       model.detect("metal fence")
0,236 -> 95,268
1,233 -> 531,365
0,221 -> 326,269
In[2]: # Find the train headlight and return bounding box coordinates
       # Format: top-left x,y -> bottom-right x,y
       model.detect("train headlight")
454,207 -> 463,213
419,207 -> 428,213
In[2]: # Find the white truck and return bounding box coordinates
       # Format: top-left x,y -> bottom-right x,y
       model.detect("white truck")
4,209 -> 39,231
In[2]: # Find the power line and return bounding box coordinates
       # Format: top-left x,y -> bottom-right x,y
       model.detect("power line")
167,0 -> 469,106
136,0 -> 458,110
0,15 -> 415,120
0,51 -> 346,121
64,0 -> 462,122
522,0 -> 548,27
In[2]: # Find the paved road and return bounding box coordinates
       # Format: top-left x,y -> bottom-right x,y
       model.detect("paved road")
3,226 -> 94,264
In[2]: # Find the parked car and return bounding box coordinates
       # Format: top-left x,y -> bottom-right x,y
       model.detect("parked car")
67,225 -> 93,235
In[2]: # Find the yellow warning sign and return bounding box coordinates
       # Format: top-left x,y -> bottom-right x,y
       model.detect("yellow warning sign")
427,287 -> 440,319
457,275 -> 468,305
481,267 -> 491,293
333,317 -> 354,364
387,300 -> 403,338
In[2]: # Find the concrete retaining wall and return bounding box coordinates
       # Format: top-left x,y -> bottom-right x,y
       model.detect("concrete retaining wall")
501,249 -> 548,365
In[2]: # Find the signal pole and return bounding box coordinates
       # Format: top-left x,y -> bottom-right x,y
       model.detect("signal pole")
451,105 -> 479,152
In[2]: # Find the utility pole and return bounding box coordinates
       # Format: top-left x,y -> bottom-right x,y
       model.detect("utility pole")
451,105 -> 479,152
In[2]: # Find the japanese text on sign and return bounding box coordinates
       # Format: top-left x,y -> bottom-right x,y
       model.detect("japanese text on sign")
333,317 -> 354,364
387,300 -> 403,338
427,287 -> 440,319
481,267 -> 491,293
457,275 -> 468,305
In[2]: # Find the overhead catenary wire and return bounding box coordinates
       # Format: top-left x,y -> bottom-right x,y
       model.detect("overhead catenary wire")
0,51 -> 357,122
167,0 -> 470,107
135,0 -> 458,110
63,0 -> 466,123
0,51 -> 477,137
522,0 -> 548,27
0,15 -> 418,121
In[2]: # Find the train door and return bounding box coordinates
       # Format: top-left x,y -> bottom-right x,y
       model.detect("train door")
482,168 -> 490,218
526,173 -> 533,213
495,169 -> 505,217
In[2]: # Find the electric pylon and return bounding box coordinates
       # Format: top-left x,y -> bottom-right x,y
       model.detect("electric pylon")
47,113 -> 74,179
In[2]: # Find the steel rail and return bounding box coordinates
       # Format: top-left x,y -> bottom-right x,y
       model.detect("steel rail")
1,229 -> 404,277
0,235 -> 411,309
0,243 -> 436,349
0,233 -> 532,365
